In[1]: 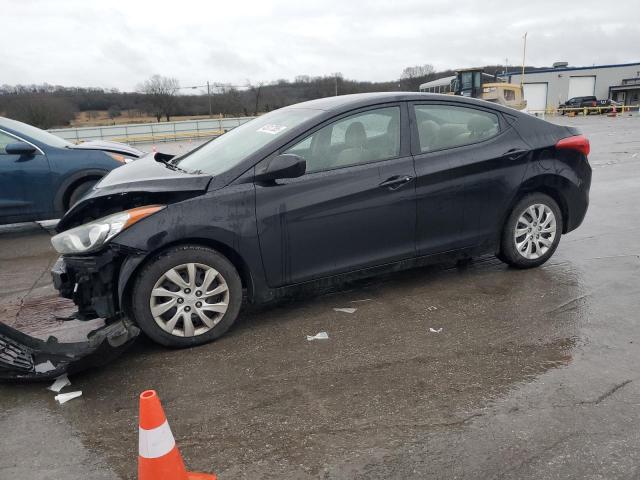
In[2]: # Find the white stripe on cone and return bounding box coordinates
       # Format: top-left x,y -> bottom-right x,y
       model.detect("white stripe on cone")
139,420 -> 176,458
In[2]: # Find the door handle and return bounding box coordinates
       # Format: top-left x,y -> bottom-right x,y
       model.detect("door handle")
502,148 -> 528,160
379,175 -> 414,190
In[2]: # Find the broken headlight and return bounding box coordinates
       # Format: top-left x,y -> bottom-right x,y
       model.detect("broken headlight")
51,205 -> 164,254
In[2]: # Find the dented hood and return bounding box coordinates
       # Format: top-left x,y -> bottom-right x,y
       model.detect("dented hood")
94,154 -> 212,193
58,155 -> 212,231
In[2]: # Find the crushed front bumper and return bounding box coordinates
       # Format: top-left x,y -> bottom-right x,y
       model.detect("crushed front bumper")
0,318 -> 139,381
0,252 -> 139,381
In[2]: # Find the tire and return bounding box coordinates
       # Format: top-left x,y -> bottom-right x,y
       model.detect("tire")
498,193 -> 563,269
67,179 -> 99,209
130,245 -> 243,348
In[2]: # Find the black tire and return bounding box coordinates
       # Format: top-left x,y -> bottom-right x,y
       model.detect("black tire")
67,179 -> 99,209
131,245 -> 243,348
498,193 -> 563,269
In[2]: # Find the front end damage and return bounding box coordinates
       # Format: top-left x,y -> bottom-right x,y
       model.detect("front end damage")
0,156 -> 214,381
1,248 -> 140,381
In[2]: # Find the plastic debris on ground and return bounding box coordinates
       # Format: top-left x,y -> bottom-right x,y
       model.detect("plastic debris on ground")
427,305 -> 438,311
34,360 -> 56,373
307,331 -> 329,341
334,308 -> 357,314
54,391 -> 82,404
48,374 -> 71,393
429,327 -> 443,333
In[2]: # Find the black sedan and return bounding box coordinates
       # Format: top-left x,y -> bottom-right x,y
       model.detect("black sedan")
0,117 -> 144,225
49,92 -> 591,349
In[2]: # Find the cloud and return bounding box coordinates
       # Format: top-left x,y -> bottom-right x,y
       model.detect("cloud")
0,0 -> 638,90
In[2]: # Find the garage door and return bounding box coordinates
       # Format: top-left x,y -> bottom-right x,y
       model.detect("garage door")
568,76 -> 595,99
523,83 -> 548,113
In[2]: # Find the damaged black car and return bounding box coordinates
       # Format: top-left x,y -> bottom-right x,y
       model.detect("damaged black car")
15,93 -> 592,369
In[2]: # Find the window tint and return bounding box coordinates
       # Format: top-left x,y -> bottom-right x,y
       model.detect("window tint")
413,104 -> 499,153
285,106 -> 400,173
0,131 -> 16,155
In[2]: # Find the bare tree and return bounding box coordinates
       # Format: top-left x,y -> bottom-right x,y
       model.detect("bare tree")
400,64 -> 435,90
138,74 -> 180,122
249,82 -> 264,116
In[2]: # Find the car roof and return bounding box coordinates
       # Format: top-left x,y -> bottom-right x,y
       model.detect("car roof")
285,92 -> 519,116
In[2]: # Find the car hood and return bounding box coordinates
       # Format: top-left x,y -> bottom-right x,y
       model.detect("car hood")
68,140 -> 145,158
57,154 -> 212,231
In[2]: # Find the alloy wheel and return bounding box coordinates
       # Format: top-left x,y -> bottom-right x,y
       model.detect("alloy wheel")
513,203 -> 557,260
149,263 -> 229,337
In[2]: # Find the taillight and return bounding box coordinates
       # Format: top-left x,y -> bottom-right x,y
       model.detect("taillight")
592,101 -> 596,107
556,135 -> 590,156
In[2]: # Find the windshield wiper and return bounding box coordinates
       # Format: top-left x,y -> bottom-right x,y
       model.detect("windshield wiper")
154,153 -> 191,173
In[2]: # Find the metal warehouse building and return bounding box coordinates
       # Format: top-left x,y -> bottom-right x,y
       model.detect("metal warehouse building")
501,62 -> 640,112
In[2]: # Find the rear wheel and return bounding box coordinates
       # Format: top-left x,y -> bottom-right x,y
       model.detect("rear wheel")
498,193 -> 563,269
131,245 -> 243,347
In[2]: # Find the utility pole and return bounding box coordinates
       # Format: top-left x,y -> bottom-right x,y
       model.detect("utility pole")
207,81 -> 212,118
521,32 -> 528,85
335,75 -> 338,96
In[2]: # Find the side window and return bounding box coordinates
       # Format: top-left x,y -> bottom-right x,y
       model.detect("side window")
503,89 -> 515,101
285,106 -> 400,174
0,131 -> 16,155
413,104 -> 500,153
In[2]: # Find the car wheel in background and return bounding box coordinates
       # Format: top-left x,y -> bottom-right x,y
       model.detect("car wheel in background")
67,179 -> 99,209
131,245 -> 243,348
498,193 -> 563,269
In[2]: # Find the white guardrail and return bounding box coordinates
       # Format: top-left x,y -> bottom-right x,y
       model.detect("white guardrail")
49,116 -> 256,145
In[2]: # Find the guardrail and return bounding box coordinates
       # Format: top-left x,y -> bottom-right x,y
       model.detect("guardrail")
49,116 -> 256,144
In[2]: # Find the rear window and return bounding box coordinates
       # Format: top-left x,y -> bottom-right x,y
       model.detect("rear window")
413,104 -> 500,153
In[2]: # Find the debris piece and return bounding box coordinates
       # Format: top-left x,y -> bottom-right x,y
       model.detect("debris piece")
334,308 -> 357,314
429,327 -> 443,333
427,306 -> 438,311
55,391 -> 82,404
48,374 -> 71,393
34,361 -> 56,373
350,299 -> 372,303
306,331 -> 329,341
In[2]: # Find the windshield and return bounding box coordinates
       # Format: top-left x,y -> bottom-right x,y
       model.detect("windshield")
176,107 -> 322,175
0,117 -> 72,148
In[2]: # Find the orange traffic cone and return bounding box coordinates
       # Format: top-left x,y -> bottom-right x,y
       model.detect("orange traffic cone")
138,390 -> 216,480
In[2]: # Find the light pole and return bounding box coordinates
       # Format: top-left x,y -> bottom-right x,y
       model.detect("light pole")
206,81 -> 212,118
521,32 -> 528,85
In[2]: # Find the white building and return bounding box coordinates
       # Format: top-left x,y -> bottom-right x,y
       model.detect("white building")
500,62 -> 640,112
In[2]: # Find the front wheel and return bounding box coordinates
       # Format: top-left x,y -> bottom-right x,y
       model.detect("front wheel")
131,245 -> 243,347
498,193 -> 563,269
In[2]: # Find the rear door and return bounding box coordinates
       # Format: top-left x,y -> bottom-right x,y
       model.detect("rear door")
0,130 -> 52,223
255,104 -> 417,286
410,102 -> 531,251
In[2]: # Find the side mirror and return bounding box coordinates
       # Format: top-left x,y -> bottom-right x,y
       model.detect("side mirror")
5,142 -> 37,156
255,154 -> 306,183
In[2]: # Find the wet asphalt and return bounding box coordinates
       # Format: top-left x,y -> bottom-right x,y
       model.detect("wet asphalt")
1,114 -> 639,479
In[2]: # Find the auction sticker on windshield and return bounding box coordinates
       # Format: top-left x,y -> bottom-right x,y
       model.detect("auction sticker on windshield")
257,124 -> 288,135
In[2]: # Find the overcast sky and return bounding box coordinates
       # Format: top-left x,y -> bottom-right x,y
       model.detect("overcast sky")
2,0 -> 639,92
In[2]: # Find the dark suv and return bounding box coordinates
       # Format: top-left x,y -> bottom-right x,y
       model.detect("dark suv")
49,93 -> 591,348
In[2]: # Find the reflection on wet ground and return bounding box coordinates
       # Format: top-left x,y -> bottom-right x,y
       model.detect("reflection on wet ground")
1,115 -> 639,479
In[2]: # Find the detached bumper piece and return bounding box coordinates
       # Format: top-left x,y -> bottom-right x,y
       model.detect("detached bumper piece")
0,318 -> 139,381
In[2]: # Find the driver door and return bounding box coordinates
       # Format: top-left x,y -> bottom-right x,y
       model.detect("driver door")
255,104 -> 417,287
0,131 -> 52,223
